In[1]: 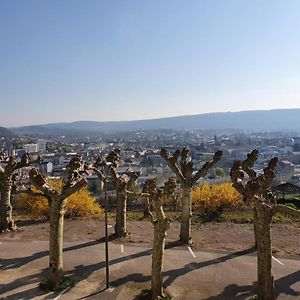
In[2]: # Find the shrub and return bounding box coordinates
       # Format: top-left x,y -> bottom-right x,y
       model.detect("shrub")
16,179 -> 103,219
191,182 -> 243,220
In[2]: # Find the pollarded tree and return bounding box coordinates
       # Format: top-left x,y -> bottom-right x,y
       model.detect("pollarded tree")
142,180 -> 152,218
111,167 -> 140,238
143,177 -> 177,300
91,149 -> 140,238
28,155 -> 87,289
230,150 -> 300,300
0,152 -> 36,231
161,147 -> 222,244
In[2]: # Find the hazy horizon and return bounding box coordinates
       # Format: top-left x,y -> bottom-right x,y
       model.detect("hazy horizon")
4,107 -> 300,128
1,1 -> 300,127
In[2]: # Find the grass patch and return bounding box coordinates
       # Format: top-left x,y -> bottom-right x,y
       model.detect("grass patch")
138,288 -> 151,298
127,212 -> 145,221
211,209 -> 253,224
126,211 -> 180,222
284,194 -> 300,199
39,276 -> 74,292
193,207 -> 299,224
137,288 -> 172,299
272,213 -> 293,223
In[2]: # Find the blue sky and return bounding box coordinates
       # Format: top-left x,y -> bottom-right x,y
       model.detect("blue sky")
1,0 -> 300,126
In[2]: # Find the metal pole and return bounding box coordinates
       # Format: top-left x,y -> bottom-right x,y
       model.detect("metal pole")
104,179 -> 110,289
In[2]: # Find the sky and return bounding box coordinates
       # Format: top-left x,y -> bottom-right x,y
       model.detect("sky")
1,0 -> 300,127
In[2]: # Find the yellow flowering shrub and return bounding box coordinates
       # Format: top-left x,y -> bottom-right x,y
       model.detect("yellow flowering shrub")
191,182 -> 243,219
16,179 -> 103,219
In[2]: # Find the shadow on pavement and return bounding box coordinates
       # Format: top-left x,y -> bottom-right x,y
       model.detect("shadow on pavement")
164,247 -> 257,288
72,246 -> 257,299
0,268 -> 48,300
205,270 -> 300,299
2,242 -> 299,300
0,234 -> 116,270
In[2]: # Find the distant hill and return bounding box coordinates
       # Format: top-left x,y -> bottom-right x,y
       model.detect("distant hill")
0,127 -> 15,139
10,109 -> 300,136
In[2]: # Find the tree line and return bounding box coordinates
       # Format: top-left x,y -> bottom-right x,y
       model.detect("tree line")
1,148 -> 300,299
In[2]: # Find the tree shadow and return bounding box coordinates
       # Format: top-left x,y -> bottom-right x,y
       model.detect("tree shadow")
15,218 -> 49,227
1,240 -> 152,300
0,268 -> 49,299
205,270 -> 300,299
275,270 -> 300,298
0,234 -> 116,270
2,241 -> 299,300
68,246 -> 256,299
205,283 -> 256,299
163,247 -> 256,289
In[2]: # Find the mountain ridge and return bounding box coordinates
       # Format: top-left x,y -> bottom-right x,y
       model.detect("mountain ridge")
0,127 -> 16,138
9,108 -> 300,136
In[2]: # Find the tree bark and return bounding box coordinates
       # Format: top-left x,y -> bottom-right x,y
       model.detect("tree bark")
143,196 -> 151,218
115,192 -> 127,237
253,202 -> 274,300
0,179 -> 16,232
48,200 -> 65,289
151,220 -> 168,299
253,207 -> 258,248
179,187 -> 192,244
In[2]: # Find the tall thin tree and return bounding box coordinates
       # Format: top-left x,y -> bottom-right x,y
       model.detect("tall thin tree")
230,150 -> 300,300
144,177 -> 177,300
91,149 -> 140,238
161,147 -> 222,244
29,155 -> 87,289
0,152 -> 34,231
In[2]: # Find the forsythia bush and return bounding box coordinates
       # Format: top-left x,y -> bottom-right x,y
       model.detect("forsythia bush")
16,179 -> 103,219
191,182 -> 243,219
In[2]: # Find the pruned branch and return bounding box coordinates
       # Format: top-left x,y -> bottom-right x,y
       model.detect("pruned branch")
60,177 -> 87,200
4,156 -> 19,174
1,153 -> 41,177
90,166 -> 106,183
110,167 -> 119,183
14,153 -> 30,170
180,147 -> 193,179
230,160 -> 246,196
230,150 -> 278,204
61,155 -> 87,200
160,148 -> 185,183
0,151 -> 5,161
127,171 -> 140,189
147,206 -> 156,224
106,148 -> 121,168
29,168 -> 57,199
242,149 -> 258,180
29,155 -> 87,202
192,150 -> 223,185
260,157 -> 278,195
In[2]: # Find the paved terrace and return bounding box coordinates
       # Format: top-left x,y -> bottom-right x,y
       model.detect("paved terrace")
1,237 -> 300,300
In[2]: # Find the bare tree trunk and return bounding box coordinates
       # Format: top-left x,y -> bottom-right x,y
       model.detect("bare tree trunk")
151,221 -> 168,299
253,207 -> 258,248
179,187 -> 192,244
253,202 -> 274,300
0,180 -> 16,232
143,196 -> 151,218
48,201 -> 65,289
115,192 -> 127,237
